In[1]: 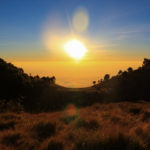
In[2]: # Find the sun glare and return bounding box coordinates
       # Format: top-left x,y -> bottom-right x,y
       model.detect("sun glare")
64,39 -> 87,59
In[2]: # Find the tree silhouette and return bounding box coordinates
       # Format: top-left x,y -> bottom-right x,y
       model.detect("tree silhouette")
143,58 -> 150,69
127,67 -> 133,72
118,70 -> 122,75
50,76 -> 56,84
98,79 -> 103,84
104,74 -> 110,81
93,81 -> 96,86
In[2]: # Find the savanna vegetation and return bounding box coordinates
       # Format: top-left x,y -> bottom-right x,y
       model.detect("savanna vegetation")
0,102 -> 150,150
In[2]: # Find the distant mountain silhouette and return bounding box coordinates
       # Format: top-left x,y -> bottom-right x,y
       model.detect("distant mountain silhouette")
1,58 -> 150,112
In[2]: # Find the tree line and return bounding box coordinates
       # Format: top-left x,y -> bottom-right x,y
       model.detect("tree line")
93,58 -> 150,101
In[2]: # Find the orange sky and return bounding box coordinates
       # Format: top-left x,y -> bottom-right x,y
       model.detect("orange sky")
1,1 -> 150,87
12,60 -> 142,87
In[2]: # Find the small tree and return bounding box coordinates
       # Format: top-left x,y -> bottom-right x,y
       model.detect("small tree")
128,67 -> 133,72
50,76 -> 56,84
104,74 -> 110,81
93,81 -> 96,86
118,70 -> 122,75
143,58 -> 150,68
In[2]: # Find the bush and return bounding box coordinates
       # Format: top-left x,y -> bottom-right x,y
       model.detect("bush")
142,111 -> 150,122
44,139 -> 63,150
1,132 -> 22,146
0,100 -> 24,113
0,113 -> 20,120
129,108 -> 141,115
0,120 -> 15,130
31,121 -> 56,140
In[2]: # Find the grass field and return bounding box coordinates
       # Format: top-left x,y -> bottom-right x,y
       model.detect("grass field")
0,101 -> 150,150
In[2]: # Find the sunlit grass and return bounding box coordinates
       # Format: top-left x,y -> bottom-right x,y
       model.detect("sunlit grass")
0,102 -> 150,149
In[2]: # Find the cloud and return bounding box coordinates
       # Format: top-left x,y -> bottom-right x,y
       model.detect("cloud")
113,24 -> 150,41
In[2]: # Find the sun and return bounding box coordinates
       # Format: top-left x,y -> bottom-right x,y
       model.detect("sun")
64,39 -> 87,59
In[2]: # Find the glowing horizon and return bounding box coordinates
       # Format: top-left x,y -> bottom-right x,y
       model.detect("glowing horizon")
0,0 -> 150,87
12,60 -> 142,88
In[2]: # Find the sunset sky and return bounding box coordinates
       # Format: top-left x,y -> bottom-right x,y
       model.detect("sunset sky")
0,0 -> 150,87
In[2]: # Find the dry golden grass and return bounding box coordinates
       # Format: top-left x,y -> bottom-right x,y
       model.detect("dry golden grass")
0,101 -> 150,150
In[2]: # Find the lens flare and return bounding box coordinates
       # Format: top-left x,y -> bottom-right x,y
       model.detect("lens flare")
72,7 -> 89,32
65,104 -> 77,116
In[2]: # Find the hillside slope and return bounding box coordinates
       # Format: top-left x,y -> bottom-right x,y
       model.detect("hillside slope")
0,102 -> 150,150
94,58 -> 150,101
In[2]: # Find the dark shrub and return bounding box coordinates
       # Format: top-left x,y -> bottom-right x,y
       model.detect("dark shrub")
129,108 -> 141,115
0,113 -> 20,120
142,111 -> 150,122
0,99 -> 24,113
0,120 -> 15,130
44,140 -> 63,150
31,121 -> 56,140
111,116 -> 120,123
135,127 -> 144,137
1,132 -> 21,146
